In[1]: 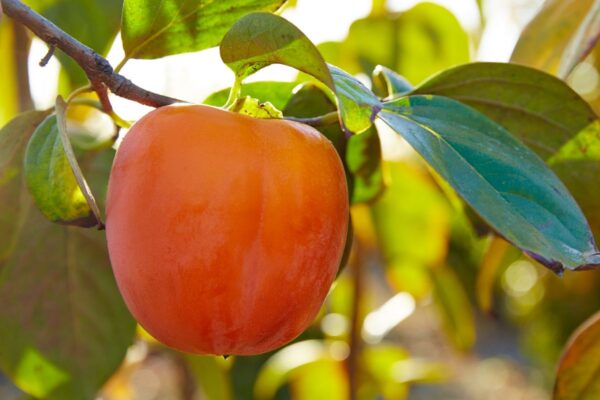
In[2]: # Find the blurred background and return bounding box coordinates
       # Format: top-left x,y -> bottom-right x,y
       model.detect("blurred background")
3,0 -> 600,399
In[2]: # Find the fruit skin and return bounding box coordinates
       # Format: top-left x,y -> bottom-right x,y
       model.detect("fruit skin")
106,104 -> 349,355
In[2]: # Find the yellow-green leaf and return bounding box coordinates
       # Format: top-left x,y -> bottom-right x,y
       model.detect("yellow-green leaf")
122,0 -> 285,59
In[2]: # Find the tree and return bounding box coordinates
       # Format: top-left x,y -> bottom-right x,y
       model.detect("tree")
0,0 -> 600,398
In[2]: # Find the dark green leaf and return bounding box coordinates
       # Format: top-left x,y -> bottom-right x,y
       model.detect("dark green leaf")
372,65 -> 413,98
24,114 -> 96,226
30,0 -> 122,87
412,62 -> 597,159
346,126 -> 384,204
0,147 -> 136,399
204,81 -> 298,109
122,0 -> 285,59
412,62 -> 600,238
554,311 -> 600,399
379,95 -> 600,273
0,110 -> 50,260
282,83 -> 345,155
220,12 -> 333,87
329,64 -> 382,134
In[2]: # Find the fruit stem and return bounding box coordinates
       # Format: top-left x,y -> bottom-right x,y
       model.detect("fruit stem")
224,75 -> 243,109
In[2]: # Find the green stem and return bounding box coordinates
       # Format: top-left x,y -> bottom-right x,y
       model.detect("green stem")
113,56 -> 130,74
109,110 -> 132,129
224,75 -> 243,109
371,0 -> 387,16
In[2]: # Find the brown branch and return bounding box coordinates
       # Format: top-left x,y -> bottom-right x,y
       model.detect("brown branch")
347,239 -> 364,400
13,20 -> 33,112
1,0 -> 181,109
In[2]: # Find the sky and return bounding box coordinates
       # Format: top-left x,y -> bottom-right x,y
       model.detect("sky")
27,0 -> 545,120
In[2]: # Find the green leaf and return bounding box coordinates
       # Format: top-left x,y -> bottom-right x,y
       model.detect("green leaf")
24,115 -> 95,226
511,0 -> 596,76
220,12 -> 333,87
361,345 -> 409,399
554,311 -> 600,399
186,355 -> 233,400
412,62 -> 598,159
372,65 -> 413,98
287,359 -> 347,400
122,0 -> 285,59
412,62 -> 600,239
30,0 -> 122,88
346,126 -> 384,204
340,3 -> 470,85
430,266 -> 476,351
204,81 -> 298,109
0,111 -> 51,260
370,161 -> 449,298
0,147 -> 136,399
328,64 -> 382,134
24,97 -> 103,227
548,120 -> 600,240
220,13 -> 381,133
379,95 -> 600,273
282,83 -> 345,155
253,340 -> 348,400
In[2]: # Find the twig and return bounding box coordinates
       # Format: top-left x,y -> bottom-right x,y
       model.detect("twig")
38,43 -> 55,66
1,0 -> 181,109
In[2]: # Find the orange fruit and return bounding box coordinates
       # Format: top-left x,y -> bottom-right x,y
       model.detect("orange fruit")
106,104 -> 349,355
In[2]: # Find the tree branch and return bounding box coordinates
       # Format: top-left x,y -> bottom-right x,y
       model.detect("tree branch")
13,20 -> 33,112
1,0 -> 181,109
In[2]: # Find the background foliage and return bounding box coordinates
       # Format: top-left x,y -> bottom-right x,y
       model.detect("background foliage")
2,0 -> 600,399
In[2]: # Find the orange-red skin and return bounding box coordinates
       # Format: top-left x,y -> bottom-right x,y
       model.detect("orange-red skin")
106,105 -> 348,355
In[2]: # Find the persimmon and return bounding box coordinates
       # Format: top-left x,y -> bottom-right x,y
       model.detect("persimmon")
106,104 -> 349,355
